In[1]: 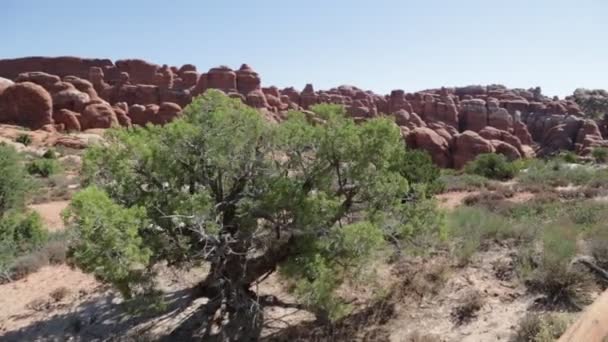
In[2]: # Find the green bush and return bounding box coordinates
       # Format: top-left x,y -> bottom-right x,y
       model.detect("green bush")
67,91 -> 443,335
464,153 -> 517,180
395,149 -> 444,196
0,144 -> 31,215
16,134 -> 32,146
592,147 -> 608,163
27,158 -> 60,178
557,150 -> 578,163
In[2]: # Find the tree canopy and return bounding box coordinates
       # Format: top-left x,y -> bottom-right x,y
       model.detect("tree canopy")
67,90 -> 442,340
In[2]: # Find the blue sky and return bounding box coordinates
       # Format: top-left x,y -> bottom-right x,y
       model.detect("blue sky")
3,0 -> 606,97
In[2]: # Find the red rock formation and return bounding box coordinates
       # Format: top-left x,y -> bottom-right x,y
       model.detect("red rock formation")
0,77 -> 14,95
1,56 -> 606,167
0,82 -> 53,129
80,103 -> 118,130
453,131 -> 495,169
406,127 -> 452,168
53,109 -> 81,131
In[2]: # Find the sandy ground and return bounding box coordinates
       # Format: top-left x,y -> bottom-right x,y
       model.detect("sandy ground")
29,200 -> 70,232
388,244 -> 535,342
436,191 -> 479,210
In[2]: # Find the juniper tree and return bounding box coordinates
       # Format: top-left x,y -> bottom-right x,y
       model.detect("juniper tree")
67,90 -> 442,340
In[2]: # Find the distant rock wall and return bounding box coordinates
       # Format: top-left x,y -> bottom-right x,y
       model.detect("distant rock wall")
0,56 -> 606,167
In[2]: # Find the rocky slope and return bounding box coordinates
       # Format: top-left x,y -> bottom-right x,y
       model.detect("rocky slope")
0,56 -> 606,168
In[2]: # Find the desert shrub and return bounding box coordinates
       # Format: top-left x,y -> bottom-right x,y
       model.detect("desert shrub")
16,134 -> 32,146
592,147 -> 608,163
524,222 -> 590,309
464,153 -> 517,180
9,250 -> 49,279
67,91 -> 443,336
451,290 -> 484,325
0,144 -> 30,215
513,313 -> 574,342
447,206 -> 526,265
49,286 -> 70,302
439,173 -> 491,192
518,159 -> 596,187
27,158 -> 60,177
42,148 -> 58,159
0,211 -> 46,252
587,224 -> 608,270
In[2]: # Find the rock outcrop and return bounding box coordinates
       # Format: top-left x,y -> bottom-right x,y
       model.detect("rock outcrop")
0,56 -> 605,166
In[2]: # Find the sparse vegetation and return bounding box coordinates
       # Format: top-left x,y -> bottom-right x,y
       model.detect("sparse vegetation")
523,222 -> 591,310
16,133 -> 32,146
451,290 -> 484,325
513,312 -> 574,342
592,147 -> 608,163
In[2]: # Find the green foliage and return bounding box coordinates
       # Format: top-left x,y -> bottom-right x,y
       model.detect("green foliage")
394,149 -> 444,196
0,144 -> 30,215
464,153 -> 518,180
65,187 -> 151,298
557,150 -> 578,163
16,134 -> 32,146
72,90 -> 441,321
27,158 -> 60,177
42,148 -> 58,159
592,147 -> 608,163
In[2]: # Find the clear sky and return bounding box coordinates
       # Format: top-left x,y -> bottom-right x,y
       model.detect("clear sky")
3,0 -> 606,97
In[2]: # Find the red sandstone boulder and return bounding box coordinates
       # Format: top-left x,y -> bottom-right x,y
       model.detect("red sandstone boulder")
0,77 -> 13,95
406,127 -> 451,168
156,102 -> 182,124
128,104 -> 147,126
114,59 -> 160,85
490,140 -> 521,160
80,102 -> 118,129
112,105 -> 132,127
53,109 -> 81,131
389,90 -> 413,114
52,88 -> 90,112
453,131 -> 495,169
0,82 -> 54,129
63,76 -> 99,99
206,66 -> 237,92
300,84 -> 317,109
513,120 -> 533,145
246,89 -> 269,108
236,64 -> 261,95
460,99 -> 488,132
15,71 -> 62,89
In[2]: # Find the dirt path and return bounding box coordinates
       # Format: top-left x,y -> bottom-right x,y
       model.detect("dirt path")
29,200 -> 70,232
436,191 -> 479,210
